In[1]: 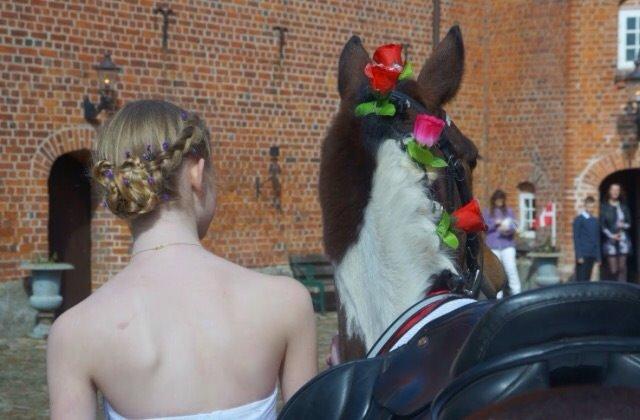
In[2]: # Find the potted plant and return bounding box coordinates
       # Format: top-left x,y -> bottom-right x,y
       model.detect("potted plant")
20,253 -> 73,338
527,238 -> 561,287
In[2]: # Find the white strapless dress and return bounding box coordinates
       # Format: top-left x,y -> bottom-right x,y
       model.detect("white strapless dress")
104,389 -> 278,420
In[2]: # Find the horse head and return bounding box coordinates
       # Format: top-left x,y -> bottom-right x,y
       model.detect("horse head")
320,26 -> 506,360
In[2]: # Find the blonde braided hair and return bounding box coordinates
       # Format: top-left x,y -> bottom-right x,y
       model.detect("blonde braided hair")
92,100 -> 211,219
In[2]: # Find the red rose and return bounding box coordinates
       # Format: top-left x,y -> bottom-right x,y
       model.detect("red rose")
364,44 -> 404,95
373,44 -> 403,70
364,63 -> 401,94
452,199 -> 487,233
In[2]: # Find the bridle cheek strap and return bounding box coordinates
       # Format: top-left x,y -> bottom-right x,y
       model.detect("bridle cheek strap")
389,91 -> 483,298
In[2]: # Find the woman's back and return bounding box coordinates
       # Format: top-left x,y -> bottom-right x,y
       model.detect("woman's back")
46,100 -> 317,420
50,247 -> 315,418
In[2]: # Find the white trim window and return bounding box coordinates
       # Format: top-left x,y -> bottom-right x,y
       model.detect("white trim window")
518,192 -> 536,238
618,9 -> 640,70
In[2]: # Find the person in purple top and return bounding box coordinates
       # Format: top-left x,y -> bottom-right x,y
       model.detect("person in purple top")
483,190 -> 522,297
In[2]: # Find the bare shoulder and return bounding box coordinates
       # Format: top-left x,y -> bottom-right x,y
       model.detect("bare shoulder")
253,273 -> 315,327
48,274 -> 130,356
217,258 -> 314,317
201,255 -> 315,330
262,274 -> 312,309
47,298 -> 96,370
213,256 -> 310,303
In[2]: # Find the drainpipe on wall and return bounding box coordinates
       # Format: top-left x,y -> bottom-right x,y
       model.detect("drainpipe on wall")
433,0 -> 441,49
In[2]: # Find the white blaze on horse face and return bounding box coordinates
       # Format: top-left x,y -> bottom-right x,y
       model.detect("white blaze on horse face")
334,140 -> 457,349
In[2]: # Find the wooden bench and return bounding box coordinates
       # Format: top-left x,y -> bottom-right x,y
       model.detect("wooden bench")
288,254 -> 335,314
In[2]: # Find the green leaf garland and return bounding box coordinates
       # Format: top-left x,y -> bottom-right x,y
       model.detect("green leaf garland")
354,98 -> 397,117
436,211 -> 459,249
406,139 -> 448,168
398,62 -> 413,81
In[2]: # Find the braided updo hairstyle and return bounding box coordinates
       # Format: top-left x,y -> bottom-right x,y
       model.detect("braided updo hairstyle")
92,100 -> 211,219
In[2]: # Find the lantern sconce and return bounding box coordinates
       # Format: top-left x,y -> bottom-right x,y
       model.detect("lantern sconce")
83,53 -> 122,125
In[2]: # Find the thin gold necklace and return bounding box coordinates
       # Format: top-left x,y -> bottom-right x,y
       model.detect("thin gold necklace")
131,242 -> 202,258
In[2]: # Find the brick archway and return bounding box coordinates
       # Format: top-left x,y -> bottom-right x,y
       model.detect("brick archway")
25,125 -> 131,290
29,125 -> 96,181
555,149 -> 640,272
573,149 -> 640,210
26,125 -> 96,257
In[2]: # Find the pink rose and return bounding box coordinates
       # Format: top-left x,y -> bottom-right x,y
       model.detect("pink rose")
413,114 -> 445,147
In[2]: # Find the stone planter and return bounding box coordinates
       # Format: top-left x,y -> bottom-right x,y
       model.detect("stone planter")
527,252 -> 561,287
20,262 -> 74,339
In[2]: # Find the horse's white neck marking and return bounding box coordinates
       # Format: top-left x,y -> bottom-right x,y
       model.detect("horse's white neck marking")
335,140 -> 456,349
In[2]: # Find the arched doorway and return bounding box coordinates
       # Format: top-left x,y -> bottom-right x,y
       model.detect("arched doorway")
599,169 -> 640,282
48,150 -> 93,312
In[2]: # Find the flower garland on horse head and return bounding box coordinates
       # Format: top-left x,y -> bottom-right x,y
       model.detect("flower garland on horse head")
355,43 -> 486,250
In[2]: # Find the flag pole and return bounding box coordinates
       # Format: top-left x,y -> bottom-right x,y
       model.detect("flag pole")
551,202 -> 557,249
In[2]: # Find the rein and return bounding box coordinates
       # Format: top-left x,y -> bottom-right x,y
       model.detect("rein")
388,91 -> 483,298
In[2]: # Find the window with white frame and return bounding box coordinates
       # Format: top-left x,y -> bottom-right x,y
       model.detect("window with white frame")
518,192 -> 536,238
618,9 -> 640,69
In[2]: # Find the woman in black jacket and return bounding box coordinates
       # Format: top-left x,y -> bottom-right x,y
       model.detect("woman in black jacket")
600,183 -> 632,281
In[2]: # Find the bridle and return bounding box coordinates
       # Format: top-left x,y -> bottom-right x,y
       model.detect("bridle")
386,90 -> 483,298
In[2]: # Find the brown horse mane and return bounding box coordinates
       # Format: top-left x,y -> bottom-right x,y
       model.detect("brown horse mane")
319,102 -> 374,264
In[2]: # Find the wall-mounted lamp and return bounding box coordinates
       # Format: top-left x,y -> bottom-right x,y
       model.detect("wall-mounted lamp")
83,53 -> 121,124
269,146 -> 282,212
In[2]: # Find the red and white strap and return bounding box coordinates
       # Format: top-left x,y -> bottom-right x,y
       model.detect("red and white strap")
367,294 -> 475,358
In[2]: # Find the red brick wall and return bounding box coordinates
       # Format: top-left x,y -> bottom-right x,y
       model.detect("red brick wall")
440,0 -> 490,201
0,0 -> 438,288
444,0 -> 639,272
440,0 -> 568,232
483,0 -> 568,209
562,0 -> 639,269
2,0 -> 637,289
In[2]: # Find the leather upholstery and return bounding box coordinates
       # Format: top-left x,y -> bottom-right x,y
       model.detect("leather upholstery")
373,301 -> 492,416
278,300 -> 492,419
431,282 -> 640,419
282,282 -> 640,419
453,281 -> 640,375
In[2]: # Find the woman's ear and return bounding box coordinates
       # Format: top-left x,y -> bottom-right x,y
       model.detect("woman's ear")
188,158 -> 206,194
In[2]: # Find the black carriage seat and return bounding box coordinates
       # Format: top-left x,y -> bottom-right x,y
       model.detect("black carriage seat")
431,282 -> 640,420
278,299 -> 493,420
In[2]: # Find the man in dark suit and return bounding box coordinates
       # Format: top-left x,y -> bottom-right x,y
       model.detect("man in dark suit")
573,196 -> 601,281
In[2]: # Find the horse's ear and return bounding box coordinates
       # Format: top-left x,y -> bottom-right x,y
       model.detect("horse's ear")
418,25 -> 465,106
338,36 -> 370,101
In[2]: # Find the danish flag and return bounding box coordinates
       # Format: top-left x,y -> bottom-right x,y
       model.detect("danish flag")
535,202 -> 554,228
531,201 -> 557,246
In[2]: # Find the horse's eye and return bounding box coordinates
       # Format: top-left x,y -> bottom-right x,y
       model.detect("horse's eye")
469,159 -> 477,170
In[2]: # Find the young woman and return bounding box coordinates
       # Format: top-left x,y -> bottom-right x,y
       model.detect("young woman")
600,183 -> 632,282
483,190 -> 522,297
47,100 -> 317,419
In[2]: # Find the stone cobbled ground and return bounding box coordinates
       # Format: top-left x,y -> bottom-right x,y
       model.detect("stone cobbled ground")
0,312 -> 338,419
